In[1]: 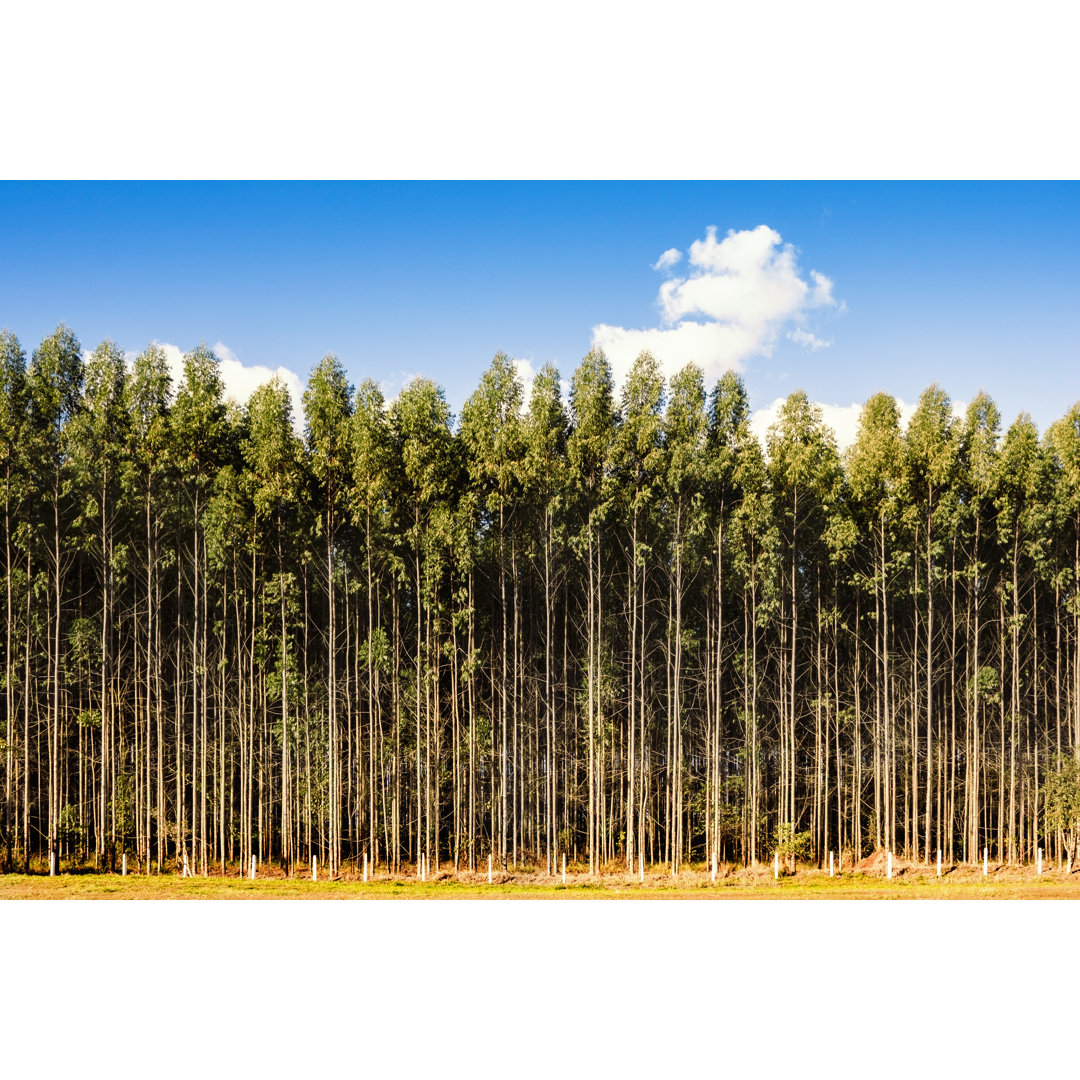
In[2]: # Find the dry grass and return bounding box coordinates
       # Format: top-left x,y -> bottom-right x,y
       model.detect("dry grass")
3,859 -> 1079,899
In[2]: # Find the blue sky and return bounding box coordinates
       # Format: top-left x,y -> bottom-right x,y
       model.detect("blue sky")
1,181 -> 1077,447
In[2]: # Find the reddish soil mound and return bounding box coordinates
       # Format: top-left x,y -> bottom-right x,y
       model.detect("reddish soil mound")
855,849 -> 911,875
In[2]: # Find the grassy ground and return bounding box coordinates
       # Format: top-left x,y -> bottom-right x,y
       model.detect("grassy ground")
3,863 -> 1079,899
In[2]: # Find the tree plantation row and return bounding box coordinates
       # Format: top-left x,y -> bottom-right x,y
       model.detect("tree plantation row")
3,323 -> 1080,879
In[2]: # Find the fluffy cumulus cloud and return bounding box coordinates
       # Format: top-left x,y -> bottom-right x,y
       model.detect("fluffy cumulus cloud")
151,342 -> 307,433
592,224 -> 839,391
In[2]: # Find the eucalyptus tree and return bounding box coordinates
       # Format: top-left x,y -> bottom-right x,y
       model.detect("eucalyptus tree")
804,416 -> 845,863
729,425 -> 776,863
703,371 -> 752,863
204,441 -> 250,868
610,351 -> 664,871
459,353 -> 525,864
904,383 -> 958,860
69,340 -> 129,860
1046,404 -> 1080,760
523,362 -> 569,872
1042,751 -> 1080,869
567,349 -> 617,872
847,392 -> 905,852
819,467 -> 857,861
957,391 -> 1001,859
1038,420 -> 1074,818
28,324 -> 84,867
993,413 -> 1050,861
350,378 -> 391,866
443,448 -> 479,871
244,378 -> 303,870
0,330 -> 26,869
662,363 -> 707,871
389,376 -> 453,869
1021,432 -> 1058,856
171,344 -> 227,874
209,406 -> 248,873
766,390 -> 841,859
123,344 -> 172,869
303,354 -> 353,875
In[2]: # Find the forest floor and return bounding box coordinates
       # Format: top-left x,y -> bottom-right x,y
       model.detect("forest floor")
3,855 -> 1080,899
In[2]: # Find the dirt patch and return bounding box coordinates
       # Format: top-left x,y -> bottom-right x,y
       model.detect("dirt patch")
736,862 -> 779,879
854,849 -> 918,876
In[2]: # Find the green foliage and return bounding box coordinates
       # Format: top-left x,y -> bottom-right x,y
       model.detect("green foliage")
968,666 -> 1001,705
350,377 -> 391,543
304,354 -> 353,527
664,363 -> 708,553
391,377 -> 453,525
68,617 -> 100,669
113,771 -> 135,845
847,392 -> 903,511
525,361 -> 569,496
245,377 -> 301,521
567,348 -> 615,528
905,384 -> 957,510
773,821 -> 813,864
768,390 -> 841,510
75,708 -> 101,731
29,323 -> 83,446
57,804 -> 85,847
0,329 -> 28,491
1042,753 -> 1080,863
360,627 -> 391,675
460,352 -> 524,510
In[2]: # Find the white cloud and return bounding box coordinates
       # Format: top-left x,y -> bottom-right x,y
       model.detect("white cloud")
808,270 -> 835,307
152,341 -> 307,434
513,356 -> 537,414
822,402 -> 869,451
651,247 -> 682,272
592,224 -> 839,393
750,397 -> 887,454
155,343 -> 188,399
787,328 -> 832,351
592,319 -> 761,386
747,395 -> 972,454
212,342 -> 306,430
